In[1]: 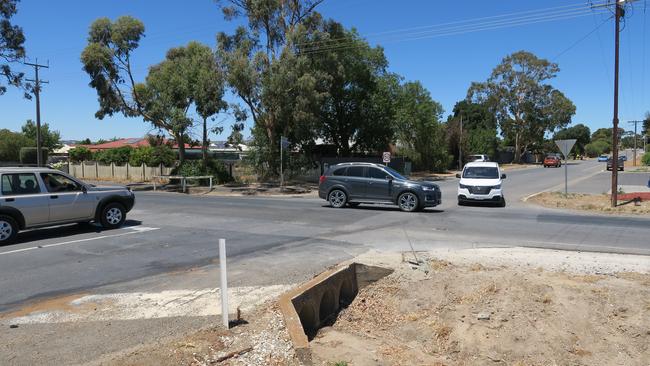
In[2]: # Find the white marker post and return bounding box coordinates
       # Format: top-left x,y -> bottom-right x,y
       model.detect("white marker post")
219,238 -> 229,328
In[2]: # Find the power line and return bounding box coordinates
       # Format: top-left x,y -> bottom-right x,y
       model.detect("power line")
553,16 -> 612,60
299,8 -> 609,56
296,1 -> 609,50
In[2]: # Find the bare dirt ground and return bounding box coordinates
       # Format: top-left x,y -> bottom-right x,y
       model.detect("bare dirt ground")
98,248 -> 650,366
528,191 -> 650,215
311,249 -> 650,366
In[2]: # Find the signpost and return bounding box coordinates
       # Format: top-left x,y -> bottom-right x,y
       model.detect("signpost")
382,152 -> 391,166
554,139 -> 577,196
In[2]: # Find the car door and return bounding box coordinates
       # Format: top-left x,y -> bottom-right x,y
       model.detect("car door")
1,173 -> 51,226
40,173 -> 96,222
366,167 -> 392,201
344,166 -> 367,200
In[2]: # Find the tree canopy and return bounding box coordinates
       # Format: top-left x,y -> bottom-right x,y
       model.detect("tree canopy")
394,81 -> 449,172
446,100 -> 498,166
468,51 -> 576,163
81,17 -> 226,165
0,0 -> 27,97
305,20 -> 395,156
21,119 -> 62,151
553,123 -> 591,155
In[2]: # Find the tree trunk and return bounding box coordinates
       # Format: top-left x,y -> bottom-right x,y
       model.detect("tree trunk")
202,117 -> 208,170
176,132 -> 186,167
514,132 -> 521,164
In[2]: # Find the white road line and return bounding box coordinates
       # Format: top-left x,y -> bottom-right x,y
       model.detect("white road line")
0,227 -> 160,256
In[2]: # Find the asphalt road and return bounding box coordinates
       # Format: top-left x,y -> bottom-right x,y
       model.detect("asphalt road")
1,160 -> 648,311
1,160 -> 649,365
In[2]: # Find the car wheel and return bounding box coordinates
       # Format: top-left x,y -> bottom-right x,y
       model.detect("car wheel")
398,192 -> 419,212
348,202 -> 360,208
499,197 -> 506,207
457,199 -> 465,206
100,203 -> 126,229
0,215 -> 18,245
328,189 -> 347,208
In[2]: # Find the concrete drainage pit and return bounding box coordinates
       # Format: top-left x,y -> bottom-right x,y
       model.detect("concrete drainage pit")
279,263 -> 393,361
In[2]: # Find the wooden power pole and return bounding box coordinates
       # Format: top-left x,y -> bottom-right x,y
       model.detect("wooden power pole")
25,59 -> 49,167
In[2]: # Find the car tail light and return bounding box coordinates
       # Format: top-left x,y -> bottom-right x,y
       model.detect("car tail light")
319,175 -> 327,185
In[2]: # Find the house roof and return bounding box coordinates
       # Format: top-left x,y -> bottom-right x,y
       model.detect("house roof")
79,138 -> 198,151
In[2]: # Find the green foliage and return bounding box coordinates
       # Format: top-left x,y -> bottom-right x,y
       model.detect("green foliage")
0,128 -> 30,161
128,145 -> 175,166
19,147 -> 47,164
0,0 -> 27,97
94,146 -> 133,165
68,146 -> 94,162
395,81 -> 450,172
80,138 -> 92,145
468,51 -> 576,163
553,123 -> 591,155
306,20 -> 395,155
447,100 -> 498,166
172,159 -> 231,184
584,140 -> 610,157
217,1 -> 327,177
642,152 -> 650,166
21,120 -> 62,151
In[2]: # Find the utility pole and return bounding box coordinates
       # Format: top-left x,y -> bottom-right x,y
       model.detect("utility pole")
25,59 -> 49,167
592,0 -> 638,207
458,115 -> 463,170
628,120 -> 643,166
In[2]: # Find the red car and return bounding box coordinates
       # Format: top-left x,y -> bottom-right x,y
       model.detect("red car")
543,156 -> 562,168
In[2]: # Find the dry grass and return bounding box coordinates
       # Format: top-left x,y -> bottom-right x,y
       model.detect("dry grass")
528,191 -> 650,215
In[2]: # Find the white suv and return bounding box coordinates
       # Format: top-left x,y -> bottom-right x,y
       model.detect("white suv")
456,162 -> 506,206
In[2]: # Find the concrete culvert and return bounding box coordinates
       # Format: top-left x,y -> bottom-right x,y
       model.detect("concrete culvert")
298,304 -> 317,339
318,289 -> 337,325
339,280 -> 356,307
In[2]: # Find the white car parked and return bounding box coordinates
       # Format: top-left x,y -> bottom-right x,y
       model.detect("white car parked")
456,162 -> 506,207
466,154 -> 490,162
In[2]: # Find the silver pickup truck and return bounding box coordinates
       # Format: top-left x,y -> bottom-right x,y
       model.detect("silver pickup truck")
0,167 -> 135,244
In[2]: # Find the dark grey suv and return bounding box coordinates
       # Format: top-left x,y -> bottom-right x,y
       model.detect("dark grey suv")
318,162 -> 441,212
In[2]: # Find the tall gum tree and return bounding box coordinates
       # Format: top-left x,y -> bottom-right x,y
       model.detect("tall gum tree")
81,17 -> 225,165
467,51 -> 576,163
216,0 -> 327,177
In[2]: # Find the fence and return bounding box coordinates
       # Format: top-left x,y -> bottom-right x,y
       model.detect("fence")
69,161 -> 173,182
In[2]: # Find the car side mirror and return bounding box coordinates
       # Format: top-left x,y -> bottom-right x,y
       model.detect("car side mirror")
501,173 -> 507,179
455,173 -> 461,179
386,175 -> 393,181
81,185 -> 88,193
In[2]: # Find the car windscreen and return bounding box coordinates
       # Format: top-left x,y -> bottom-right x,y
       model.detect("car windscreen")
384,166 -> 406,180
462,166 -> 499,179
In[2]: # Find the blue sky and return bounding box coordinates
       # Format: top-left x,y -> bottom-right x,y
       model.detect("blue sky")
1,0 -> 648,141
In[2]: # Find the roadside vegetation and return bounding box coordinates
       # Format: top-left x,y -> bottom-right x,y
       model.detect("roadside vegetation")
529,191 -> 650,215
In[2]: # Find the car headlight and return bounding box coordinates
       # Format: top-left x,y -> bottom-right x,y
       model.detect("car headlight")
459,184 -> 469,189
491,185 -> 501,189
422,186 -> 437,191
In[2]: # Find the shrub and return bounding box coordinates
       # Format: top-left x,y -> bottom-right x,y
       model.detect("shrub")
0,129 -> 31,162
584,140 -> 610,158
94,146 -> 133,164
129,145 -> 176,166
68,146 -> 94,162
642,153 -> 650,166
172,159 -> 231,184
19,147 -> 48,164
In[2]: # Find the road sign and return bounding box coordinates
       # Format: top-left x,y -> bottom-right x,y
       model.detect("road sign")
554,139 -> 576,159
554,139 -> 577,196
382,152 -> 391,163
280,136 -> 290,149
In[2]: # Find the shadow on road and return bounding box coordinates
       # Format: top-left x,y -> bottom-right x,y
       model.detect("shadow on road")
320,204 -> 444,213
3,220 -> 143,247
